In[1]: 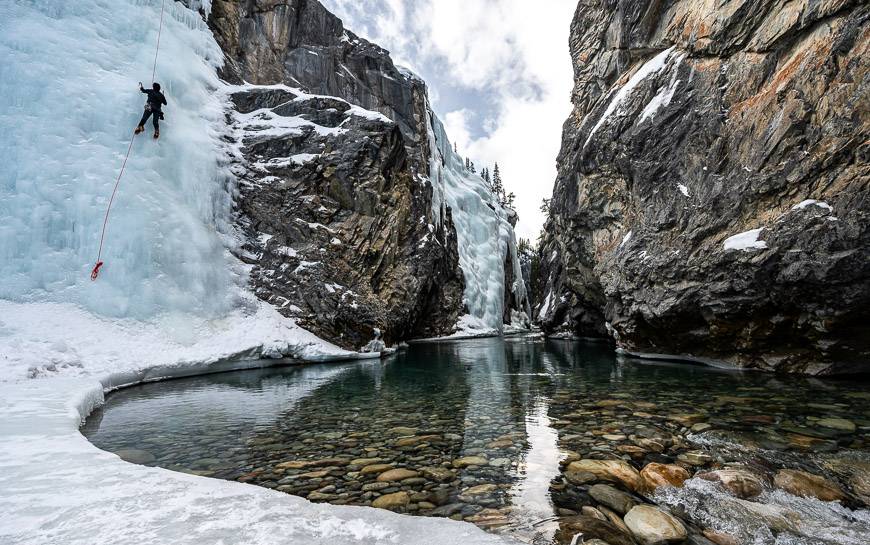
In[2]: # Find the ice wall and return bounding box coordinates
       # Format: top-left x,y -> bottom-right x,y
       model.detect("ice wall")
0,0 -> 236,319
427,110 -> 528,334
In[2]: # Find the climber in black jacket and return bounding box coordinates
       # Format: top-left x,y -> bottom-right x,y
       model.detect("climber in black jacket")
134,82 -> 167,139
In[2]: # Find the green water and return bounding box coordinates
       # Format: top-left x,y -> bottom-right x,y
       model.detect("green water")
82,336 -> 870,544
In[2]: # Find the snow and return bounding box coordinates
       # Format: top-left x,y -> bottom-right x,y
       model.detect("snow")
426,111 -> 529,336
723,228 -> 768,251
638,55 -> 684,124
227,83 -> 394,162
620,230 -> 633,248
291,153 -> 320,164
275,246 -> 298,258
0,298 -> 369,382
677,184 -> 691,197
347,105 -> 393,123
294,260 -> 320,274
397,65 -> 424,83
538,290 -> 553,321
584,47 -> 677,148
792,199 -> 833,212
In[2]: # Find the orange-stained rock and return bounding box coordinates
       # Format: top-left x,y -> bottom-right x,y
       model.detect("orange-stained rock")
640,463 -> 690,493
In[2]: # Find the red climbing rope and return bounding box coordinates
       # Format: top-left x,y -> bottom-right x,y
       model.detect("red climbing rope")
91,0 -> 166,281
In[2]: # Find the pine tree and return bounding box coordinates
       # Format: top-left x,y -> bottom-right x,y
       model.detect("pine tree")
492,162 -> 505,203
465,157 -> 470,170
540,198 -> 551,216
505,192 -> 515,207
454,141 -> 458,154
469,161 -> 476,174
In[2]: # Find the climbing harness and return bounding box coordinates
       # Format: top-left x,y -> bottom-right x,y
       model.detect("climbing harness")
91,0 -> 166,281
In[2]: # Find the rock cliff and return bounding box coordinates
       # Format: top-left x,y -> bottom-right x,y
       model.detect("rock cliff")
539,0 -> 869,374
187,0 -> 527,347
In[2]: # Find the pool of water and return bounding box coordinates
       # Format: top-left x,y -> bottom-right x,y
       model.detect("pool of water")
82,336 -> 870,544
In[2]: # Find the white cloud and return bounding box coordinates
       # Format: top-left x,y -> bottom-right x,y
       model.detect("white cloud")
321,0 -> 576,240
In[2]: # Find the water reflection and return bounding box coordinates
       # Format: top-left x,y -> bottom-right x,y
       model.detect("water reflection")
82,337 -> 870,544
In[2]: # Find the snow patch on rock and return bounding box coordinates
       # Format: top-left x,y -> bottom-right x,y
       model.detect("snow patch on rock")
723,228 -> 768,252
792,199 -> 833,212
584,47 -> 676,148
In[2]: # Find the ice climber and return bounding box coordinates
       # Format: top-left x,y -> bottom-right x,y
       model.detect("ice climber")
134,81 -> 167,139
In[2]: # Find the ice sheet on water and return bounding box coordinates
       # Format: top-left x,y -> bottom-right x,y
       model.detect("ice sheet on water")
0,0 -> 237,320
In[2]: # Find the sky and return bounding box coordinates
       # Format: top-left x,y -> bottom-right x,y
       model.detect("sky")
320,0 -> 577,241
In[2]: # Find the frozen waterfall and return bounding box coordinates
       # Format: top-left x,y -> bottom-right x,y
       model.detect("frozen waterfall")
427,109 -> 529,335
0,0 -> 237,319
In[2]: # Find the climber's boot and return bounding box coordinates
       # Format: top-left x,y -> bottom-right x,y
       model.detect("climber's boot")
153,129 -> 160,140
134,125 -> 145,135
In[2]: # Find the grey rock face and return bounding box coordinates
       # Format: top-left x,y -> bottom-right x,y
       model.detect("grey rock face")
195,0 -> 470,347
228,85 -> 464,348
207,0 -> 430,170
539,0 -> 869,373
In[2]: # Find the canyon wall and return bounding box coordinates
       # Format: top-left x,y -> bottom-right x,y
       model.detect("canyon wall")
538,0 -> 869,374
193,0 -> 528,347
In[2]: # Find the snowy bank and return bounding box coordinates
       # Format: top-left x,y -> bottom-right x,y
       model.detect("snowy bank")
0,301 -> 515,545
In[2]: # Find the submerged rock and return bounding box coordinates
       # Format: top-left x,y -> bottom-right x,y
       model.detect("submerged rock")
624,505 -> 687,545
115,449 -> 156,465
453,456 -> 489,468
816,418 -> 857,433
697,469 -> 766,499
773,469 -> 845,502
371,491 -> 410,510
640,463 -> 690,493
567,459 -> 642,491
376,468 -> 419,482
589,483 -> 638,515
555,515 -> 637,545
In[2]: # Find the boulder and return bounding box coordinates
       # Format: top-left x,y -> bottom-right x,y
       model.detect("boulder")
371,491 -> 410,510
567,459 -> 643,491
624,505 -> 688,545
773,469 -> 844,502
640,463 -> 690,493
697,469 -> 766,499
590,484 -> 638,515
